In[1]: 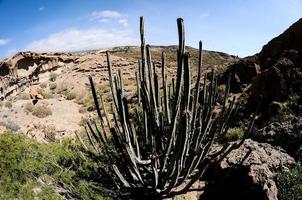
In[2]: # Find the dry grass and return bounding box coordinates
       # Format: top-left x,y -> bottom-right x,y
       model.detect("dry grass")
24,102 -> 34,113
43,124 -> 57,142
4,101 -> 12,109
31,104 -> 52,118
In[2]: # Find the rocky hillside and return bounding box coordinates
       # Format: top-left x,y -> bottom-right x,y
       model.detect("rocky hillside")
222,18 -> 302,161
0,46 -> 237,141
224,18 -> 302,109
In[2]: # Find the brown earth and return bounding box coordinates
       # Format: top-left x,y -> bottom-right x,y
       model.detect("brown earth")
0,46 -> 237,141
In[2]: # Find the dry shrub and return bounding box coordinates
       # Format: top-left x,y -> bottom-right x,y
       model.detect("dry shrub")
32,105 -> 52,118
40,82 -> 48,88
49,72 -> 58,82
24,102 -> 34,113
43,124 -> 57,142
97,83 -> 110,93
17,92 -> 30,100
66,92 -> 77,100
4,101 -> 12,109
49,83 -> 57,90
56,82 -> 68,95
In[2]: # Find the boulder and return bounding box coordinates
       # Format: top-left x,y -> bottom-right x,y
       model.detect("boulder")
252,117 -> 302,160
29,85 -> 44,100
250,57 -> 295,109
223,56 -> 261,92
251,66 -> 286,108
202,139 -> 296,200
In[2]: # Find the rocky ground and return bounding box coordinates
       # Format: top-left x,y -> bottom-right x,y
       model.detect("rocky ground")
0,46 -> 237,141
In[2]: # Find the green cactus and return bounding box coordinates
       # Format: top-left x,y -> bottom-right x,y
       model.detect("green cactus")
80,17 -> 254,199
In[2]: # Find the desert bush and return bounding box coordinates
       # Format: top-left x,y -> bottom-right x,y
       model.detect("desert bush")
24,102 -> 34,113
41,89 -> 54,99
56,82 -> 68,95
224,127 -> 245,141
4,101 -> 12,109
43,124 -> 57,142
32,105 -> 52,118
287,94 -> 302,114
5,120 -> 20,132
17,92 -> 30,100
277,164 -> 302,200
78,117 -> 89,127
66,92 -> 77,100
49,72 -> 58,82
49,83 -> 57,90
83,93 -> 95,111
78,106 -> 86,114
75,94 -> 85,104
40,82 -> 47,88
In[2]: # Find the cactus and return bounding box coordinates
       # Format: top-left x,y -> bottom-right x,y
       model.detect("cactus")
81,17 -> 254,199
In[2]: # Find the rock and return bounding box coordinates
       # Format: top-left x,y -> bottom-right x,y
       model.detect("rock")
0,51 -> 77,99
29,85 -> 44,100
251,118 -> 302,160
272,57 -> 294,81
259,18 -> 302,68
221,18 -> 302,116
233,57 -> 261,83
280,50 -> 301,65
251,66 -> 286,108
203,139 -> 296,200
266,101 -> 284,116
223,56 -> 261,92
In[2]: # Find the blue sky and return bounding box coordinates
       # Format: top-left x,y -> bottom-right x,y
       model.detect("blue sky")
0,0 -> 301,59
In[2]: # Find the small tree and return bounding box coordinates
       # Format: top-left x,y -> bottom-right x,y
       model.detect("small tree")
79,17 -> 254,199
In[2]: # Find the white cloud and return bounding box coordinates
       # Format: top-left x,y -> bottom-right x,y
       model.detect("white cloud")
39,6 -> 45,11
89,10 -> 128,27
0,39 -> 9,46
25,28 -> 138,52
118,19 -> 128,27
90,10 -> 121,21
99,18 -> 109,23
201,13 -> 210,18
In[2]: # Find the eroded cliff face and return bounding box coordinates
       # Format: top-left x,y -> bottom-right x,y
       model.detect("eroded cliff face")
0,51 -> 76,99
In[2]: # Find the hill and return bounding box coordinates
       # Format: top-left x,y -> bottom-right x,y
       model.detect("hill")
0,46 -> 237,140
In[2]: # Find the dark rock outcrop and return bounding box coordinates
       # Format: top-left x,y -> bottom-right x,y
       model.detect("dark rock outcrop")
221,56 -> 260,92
259,18 -> 302,69
251,66 -> 286,107
203,140 -> 296,200
251,118 -> 302,160
222,18 -> 302,112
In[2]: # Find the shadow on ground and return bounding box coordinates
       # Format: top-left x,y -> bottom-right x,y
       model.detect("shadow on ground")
200,166 -> 268,200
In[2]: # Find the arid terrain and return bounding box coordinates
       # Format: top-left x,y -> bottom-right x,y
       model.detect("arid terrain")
0,14 -> 301,200
0,46 -> 237,141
